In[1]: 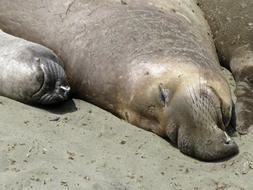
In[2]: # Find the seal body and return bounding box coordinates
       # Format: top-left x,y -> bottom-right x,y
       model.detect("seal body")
197,0 -> 253,134
0,30 -> 70,104
0,0 -> 238,160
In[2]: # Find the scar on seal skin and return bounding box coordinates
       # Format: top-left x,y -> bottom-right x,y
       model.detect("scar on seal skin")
0,30 -> 70,104
197,0 -> 253,134
0,0 -> 239,160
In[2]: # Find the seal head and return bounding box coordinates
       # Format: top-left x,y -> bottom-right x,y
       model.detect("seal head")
164,79 -> 239,161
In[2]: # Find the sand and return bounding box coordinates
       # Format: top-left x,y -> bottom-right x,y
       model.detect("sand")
0,96 -> 252,190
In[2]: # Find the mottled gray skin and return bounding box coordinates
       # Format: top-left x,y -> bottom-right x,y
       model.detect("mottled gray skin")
0,30 -> 70,104
0,0 -> 238,160
197,0 -> 253,134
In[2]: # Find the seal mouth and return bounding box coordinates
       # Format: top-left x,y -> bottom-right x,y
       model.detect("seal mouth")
32,58 -> 70,104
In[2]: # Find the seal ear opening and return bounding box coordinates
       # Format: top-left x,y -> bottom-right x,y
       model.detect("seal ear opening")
159,83 -> 171,106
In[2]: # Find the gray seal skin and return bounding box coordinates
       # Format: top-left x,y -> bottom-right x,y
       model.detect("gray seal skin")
0,30 -> 70,104
196,0 -> 253,134
0,0 -> 238,161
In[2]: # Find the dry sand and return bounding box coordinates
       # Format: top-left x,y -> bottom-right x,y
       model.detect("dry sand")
0,96 -> 252,190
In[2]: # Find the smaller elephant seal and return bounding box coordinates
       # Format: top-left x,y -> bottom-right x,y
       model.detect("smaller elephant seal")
0,30 -> 70,104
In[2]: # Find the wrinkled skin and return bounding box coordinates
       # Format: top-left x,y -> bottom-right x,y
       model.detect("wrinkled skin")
0,30 -> 70,104
0,0 -> 238,160
197,0 -> 253,134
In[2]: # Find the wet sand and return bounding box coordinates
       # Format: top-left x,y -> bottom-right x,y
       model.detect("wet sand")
0,96 -> 252,190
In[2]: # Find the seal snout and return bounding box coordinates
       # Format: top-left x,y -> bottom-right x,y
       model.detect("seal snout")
174,84 -> 239,161
195,129 -> 239,161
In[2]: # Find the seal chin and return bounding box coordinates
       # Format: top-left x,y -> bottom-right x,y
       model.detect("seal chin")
193,132 -> 239,161
32,57 -> 70,105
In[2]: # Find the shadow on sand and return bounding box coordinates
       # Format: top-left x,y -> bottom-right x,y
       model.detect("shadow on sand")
36,99 -> 77,114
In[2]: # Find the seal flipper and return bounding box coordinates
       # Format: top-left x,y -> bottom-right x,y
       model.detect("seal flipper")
32,56 -> 70,105
0,30 -> 70,105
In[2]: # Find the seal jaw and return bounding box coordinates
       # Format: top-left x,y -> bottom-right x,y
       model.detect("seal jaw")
32,57 -> 70,104
177,127 -> 239,161
195,132 -> 239,162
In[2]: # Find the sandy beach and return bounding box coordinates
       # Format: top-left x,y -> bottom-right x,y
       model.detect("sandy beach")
0,96 -> 252,190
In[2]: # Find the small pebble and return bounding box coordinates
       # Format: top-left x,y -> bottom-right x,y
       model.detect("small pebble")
120,0 -> 127,5
120,140 -> 127,145
42,148 -> 48,154
241,161 -> 250,174
49,117 -> 60,121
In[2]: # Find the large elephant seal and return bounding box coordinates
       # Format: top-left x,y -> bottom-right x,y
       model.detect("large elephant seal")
0,0 -> 238,160
0,30 -> 70,104
197,0 -> 253,134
